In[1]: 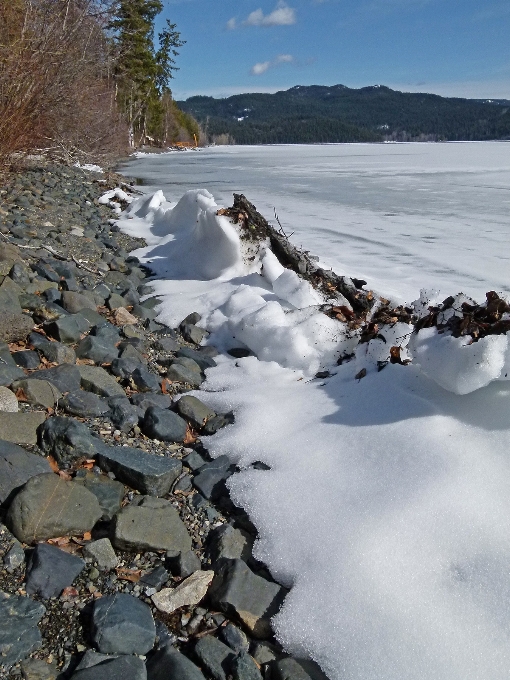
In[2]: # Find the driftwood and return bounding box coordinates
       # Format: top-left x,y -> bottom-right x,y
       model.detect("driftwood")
220,194 -> 375,315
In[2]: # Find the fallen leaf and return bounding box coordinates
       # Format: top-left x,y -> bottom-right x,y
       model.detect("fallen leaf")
183,425 -> 197,445
48,536 -> 70,546
115,568 -> 142,583
15,388 -> 29,402
46,455 -> 60,473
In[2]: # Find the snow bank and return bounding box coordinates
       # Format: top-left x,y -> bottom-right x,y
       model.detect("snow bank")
116,186 -> 510,680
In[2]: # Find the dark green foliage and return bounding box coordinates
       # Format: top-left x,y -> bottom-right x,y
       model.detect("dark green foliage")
109,0 -> 191,146
178,85 -> 510,145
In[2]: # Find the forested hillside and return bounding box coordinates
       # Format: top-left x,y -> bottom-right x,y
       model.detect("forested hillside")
178,85 -> 510,144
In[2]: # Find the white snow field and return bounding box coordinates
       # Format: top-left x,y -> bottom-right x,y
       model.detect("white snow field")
115,142 -> 510,680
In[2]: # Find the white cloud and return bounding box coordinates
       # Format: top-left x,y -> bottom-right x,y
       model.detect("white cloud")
251,54 -> 295,76
227,1 -> 296,30
251,61 -> 272,75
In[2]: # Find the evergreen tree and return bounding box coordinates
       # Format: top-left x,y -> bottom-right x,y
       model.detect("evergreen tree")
109,0 -> 186,146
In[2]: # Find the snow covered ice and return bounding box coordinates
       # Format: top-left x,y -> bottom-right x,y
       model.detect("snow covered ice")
114,142 -> 510,680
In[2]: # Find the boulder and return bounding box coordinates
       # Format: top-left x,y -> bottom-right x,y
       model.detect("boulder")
91,593 -> 155,655
0,411 -> 46,446
6,473 -> 102,544
0,312 -> 34,343
0,592 -> 45,669
78,364 -> 125,398
11,379 -> 61,408
0,386 -> 18,412
37,416 -> 102,466
142,406 -> 188,443
193,635 -> 234,680
70,655 -> 147,680
30,364 -> 81,393
82,537 -> 118,571
146,645 -> 206,680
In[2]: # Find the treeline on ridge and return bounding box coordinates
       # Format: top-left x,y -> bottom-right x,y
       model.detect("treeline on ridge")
0,0 -> 199,168
178,85 -> 510,145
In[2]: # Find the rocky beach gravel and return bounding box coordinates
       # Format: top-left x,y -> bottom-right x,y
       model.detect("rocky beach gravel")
0,161 -> 329,680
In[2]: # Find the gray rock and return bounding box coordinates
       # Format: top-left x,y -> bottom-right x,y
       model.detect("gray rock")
60,390 -> 109,418
78,364 -> 125,398
181,323 -> 208,345
183,450 -> 207,472
78,308 -> 107,326
146,645 -> 206,680
0,591 -> 45,669
107,293 -> 125,310
176,396 -> 216,431
207,525 -> 254,563
219,623 -> 250,654
0,341 -> 17,366
193,635 -> 234,680
112,496 -> 191,553
0,276 -> 22,312
11,350 -> 40,369
0,386 -> 18,412
44,314 -> 90,344
61,291 -> 97,314
74,650 -> 119,671
0,312 -> 34,343
20,657 -> 59,680
142,406 -> 188,443
110,357 -> 145,380
10,379 -> 61,408
250,642 -> 280,666
91,593 -> 156,655
140,565 -> 169,591
231,652 -> 263,680
176,347 -> 217,370
0,411 -> 46,446
269,658 -> 330,680
203,413 -> 235,436
76,336 -> 119,364
96,445 -> 181,496
166,362 -> 203,388
25,543 -> 85,598
181,312 -> 202,326
82,538 -> 118,570
131,366 -> 161,392
40,341 -> 76,365
92,322 -> 121,343
75,470 -> 124,521
4,539 -> 25,572
30,364 -> 81,393
154,336 -> 180,353
130,392 -> 171,411
0,439 -> 51,506
6,473 -> 102,544
108,398 -> 140,433
37,416 -> 101,466
193,456 -> 234,501
165,550 -> 201,578
70,655 -> 147,680
208,559 -> 286,639
0,364 -> 25,386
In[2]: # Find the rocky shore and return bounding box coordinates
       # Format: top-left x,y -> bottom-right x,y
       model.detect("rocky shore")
0,162 -> 329,680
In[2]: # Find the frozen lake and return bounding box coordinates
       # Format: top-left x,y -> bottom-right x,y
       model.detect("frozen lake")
120,142 -> 510,303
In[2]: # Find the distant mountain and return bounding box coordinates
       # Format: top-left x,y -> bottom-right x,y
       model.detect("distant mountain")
177,84 -> 510,145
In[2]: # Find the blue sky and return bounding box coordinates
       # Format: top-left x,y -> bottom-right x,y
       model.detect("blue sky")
157,0 -> 510,101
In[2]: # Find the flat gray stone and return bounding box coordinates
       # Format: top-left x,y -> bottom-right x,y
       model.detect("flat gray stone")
146,645 -> 206,680
209,559 -> 286,639
60,390 -> 109,418
176,395 -> 216,429
11,379 -> 61,408
112,496 -> 192,553
91,593 -> 155,655
193,456 -> 234,501
166,363 -> 203,387
40,341 -> 76,364
70,655 -> 147,680
231,651 -> 263,680
0,439 -> 51,506
0,386 -> 18,412
0,411 -> 46,446
76,336 -> 119,364
207,525 -> 254,563
219,623 -> 249,654
78,364 -> 125,398
30,364 -> 81,393
6,473 -> 102,544
0,591 -> 45,670
25,543 -> 85,598
61,291 -> 97,314
142,406 -> 188,443
82,538 -> 118,570
95,446 -> 181,496
20,657 -> 59,680
44,314 -> 90,344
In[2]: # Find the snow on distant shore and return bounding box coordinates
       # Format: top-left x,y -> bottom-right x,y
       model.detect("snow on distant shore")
115,186 -> 510,680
